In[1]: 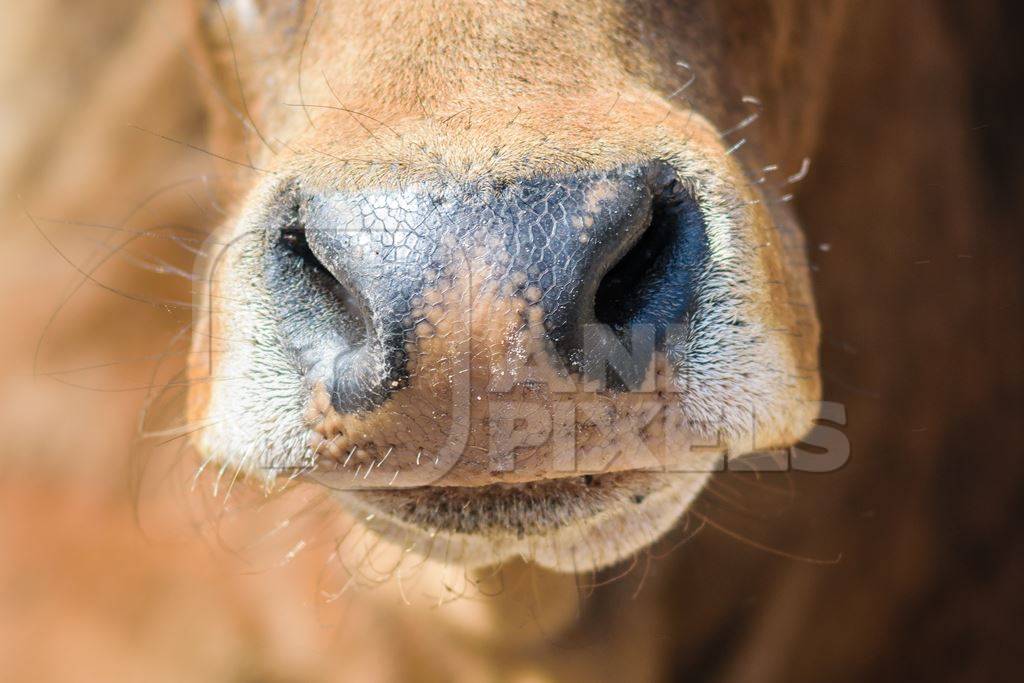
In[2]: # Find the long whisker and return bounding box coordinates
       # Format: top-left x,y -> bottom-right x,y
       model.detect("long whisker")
297,0 -> 325,129
128,124 -> 268,173
691,510 -> 842,565
27,211 -> 196,305
214,0 -> 277,157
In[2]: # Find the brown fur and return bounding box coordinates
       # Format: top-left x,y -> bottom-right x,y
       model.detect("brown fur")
1,0 -> 1021,681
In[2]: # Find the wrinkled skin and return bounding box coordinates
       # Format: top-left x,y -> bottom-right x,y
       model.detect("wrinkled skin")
188,0 -> 838,572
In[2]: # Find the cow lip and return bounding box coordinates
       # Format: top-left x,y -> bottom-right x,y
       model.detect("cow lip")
327,468 -> 715,571
340,470 -> 665,539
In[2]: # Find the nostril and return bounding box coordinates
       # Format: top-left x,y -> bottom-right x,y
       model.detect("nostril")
275,193 -> 318,268
266,186 -> 412,414
279,221 -> 314,262
593,169 -> 707,336
274,203 -> 367,339
265,192 -> 386,411
593,210 -> 659,329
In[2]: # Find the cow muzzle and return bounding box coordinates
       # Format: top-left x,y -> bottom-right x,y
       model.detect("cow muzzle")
260,161 -> 713,489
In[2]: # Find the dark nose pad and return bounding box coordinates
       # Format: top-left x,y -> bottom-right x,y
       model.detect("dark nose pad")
264,162 -> 708,413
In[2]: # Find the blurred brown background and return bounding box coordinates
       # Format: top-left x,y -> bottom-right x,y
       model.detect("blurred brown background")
1,1 -> 1022,681
0,3 -> 365,681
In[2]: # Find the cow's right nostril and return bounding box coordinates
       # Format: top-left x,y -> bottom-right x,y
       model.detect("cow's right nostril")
265,192 -> 399,414
277,219 -> 370,345
279,220 -> 315,263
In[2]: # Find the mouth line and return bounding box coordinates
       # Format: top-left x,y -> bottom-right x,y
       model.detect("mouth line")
342,469 -> 669,539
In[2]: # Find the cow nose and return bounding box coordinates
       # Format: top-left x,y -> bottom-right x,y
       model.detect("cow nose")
264,161 -> 707,414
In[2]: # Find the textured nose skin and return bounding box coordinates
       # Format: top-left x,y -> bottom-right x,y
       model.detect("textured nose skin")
264,162 -> 711,487
298,165 -> 658,412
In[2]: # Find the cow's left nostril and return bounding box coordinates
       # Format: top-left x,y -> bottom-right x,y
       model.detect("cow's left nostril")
594,170 -> 706,338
